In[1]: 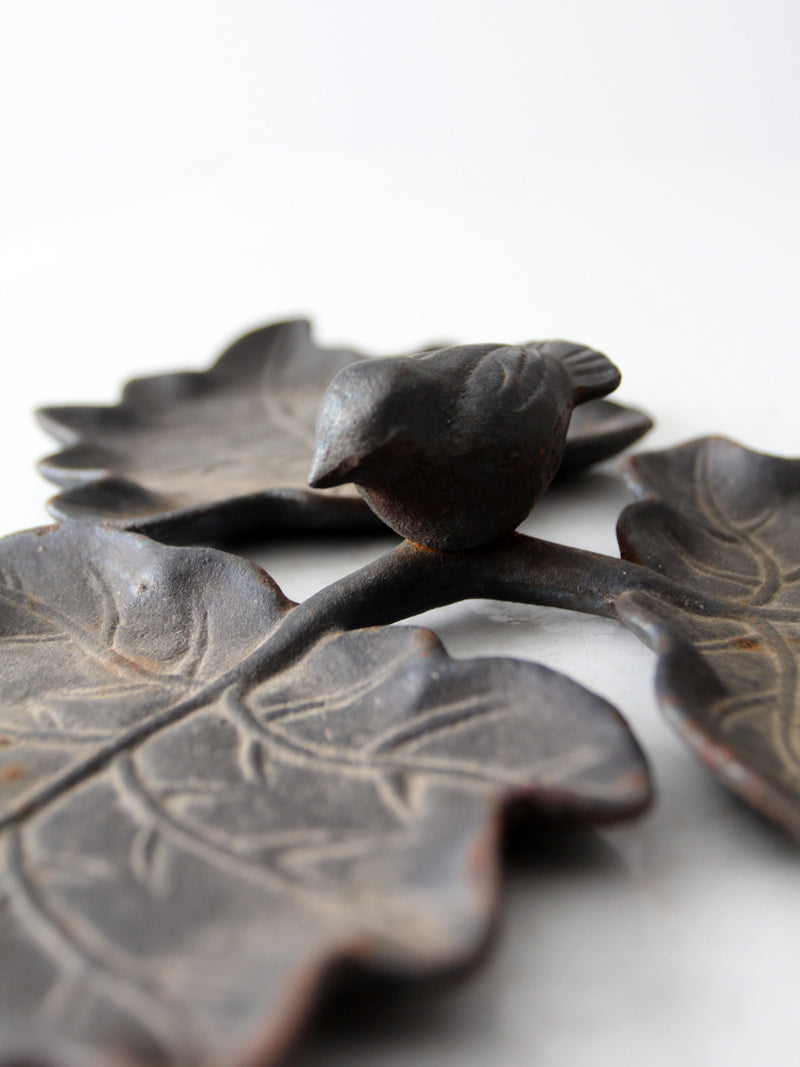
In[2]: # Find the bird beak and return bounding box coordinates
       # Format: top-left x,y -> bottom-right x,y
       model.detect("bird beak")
308,445 -> 361,489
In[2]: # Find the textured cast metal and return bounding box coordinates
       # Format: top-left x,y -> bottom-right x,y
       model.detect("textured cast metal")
310,339 -> 626,548
308,367 -> 800,837
36,320 -> 651,545
0,524 -> 651,1067
15,306 -> 800,1067
616,436 -> 800,837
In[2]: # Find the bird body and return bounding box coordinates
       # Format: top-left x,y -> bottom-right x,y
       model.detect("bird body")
308,341 -> 621,550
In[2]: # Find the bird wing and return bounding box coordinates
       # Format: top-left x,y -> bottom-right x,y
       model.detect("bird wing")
522,341 -> 621,405
461,345 -> 547,414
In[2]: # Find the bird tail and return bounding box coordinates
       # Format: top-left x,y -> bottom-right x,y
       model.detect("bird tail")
529,341 -> 621,405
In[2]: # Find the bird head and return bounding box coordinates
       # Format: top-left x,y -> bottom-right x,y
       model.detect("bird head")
308,357 -> 430,489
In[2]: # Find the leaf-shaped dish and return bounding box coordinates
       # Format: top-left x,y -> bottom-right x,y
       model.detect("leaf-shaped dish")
615,436 -> 800,835
37,320 -> 652,545
0,524 -> 650,1067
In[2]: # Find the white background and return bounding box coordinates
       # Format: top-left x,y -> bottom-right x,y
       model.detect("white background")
2,2 -> 800,1065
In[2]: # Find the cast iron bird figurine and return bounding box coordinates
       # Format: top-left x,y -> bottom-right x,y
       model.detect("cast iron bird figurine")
308,340 -> 621,550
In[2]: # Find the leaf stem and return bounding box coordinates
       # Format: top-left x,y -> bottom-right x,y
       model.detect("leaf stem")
240,532 -> 716,656
0,531 -> 778,833
256,531 -> 800,656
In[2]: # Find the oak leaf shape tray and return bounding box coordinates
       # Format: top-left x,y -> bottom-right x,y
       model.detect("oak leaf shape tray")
0,524 -> 650,1067
615,436 -> 800,836
36,320 -> 652,545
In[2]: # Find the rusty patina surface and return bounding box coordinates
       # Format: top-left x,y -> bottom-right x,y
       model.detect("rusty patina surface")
6,317 -> 799,1067
36,321 -> 651,546
309,340 -> 623,549
0,524 -> 650,1066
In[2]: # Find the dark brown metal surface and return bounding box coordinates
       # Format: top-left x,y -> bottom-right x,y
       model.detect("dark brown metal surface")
15,313 -> 800,1067
37,321 -> 651,546
616,436 -> 800,837
37,320 -> 376,545
0,524 -> 650,1067
556,398 -> 653,477
308,404 -> 800,836
309,340 -> 623,548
